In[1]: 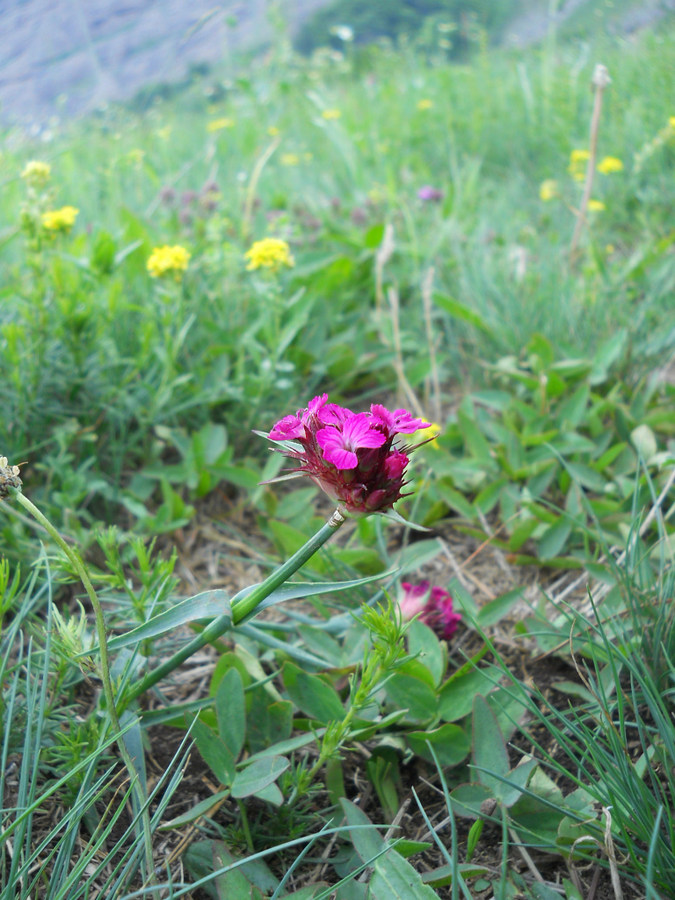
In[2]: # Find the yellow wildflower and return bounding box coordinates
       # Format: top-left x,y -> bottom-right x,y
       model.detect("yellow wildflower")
587,199 -> 605,212
41,206 -> 79,233
597,156 -> 623,174
268,126 -> 280,136
539,179 -> 559,202
281,153 -> 300,166
417,99 -> 433,110
568,149 -> 590,182
244,238 -> 295,272
321,109 -> 341,120
207,117 -> 235,132
147,245 -> 191,279
21,160 -> 51,185
668,116 -> 675,129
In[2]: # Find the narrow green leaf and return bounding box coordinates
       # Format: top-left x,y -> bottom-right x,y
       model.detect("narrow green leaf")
100,590 -> 231,653
433,291 -> 492,334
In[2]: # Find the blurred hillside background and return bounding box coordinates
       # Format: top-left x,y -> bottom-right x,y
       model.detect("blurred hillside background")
2,0 -> 673,125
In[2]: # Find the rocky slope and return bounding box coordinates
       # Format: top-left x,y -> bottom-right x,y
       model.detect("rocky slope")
0,0 -> 328,125
1,0 -> 672,126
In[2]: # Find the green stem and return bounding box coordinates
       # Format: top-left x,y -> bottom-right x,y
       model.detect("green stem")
123,509 -> 346,707
14,492 -> 157,889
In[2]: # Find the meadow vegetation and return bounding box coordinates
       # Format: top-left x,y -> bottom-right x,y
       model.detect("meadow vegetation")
0,11 -> 673,899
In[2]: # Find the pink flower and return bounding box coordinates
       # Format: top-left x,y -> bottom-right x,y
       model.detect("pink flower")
317,413 -> 386,469
397,582 -> 461,639
399,581 -> 432,619
370,404 -> 429,436
266,396 -> 430,516
417,185 -> 443,202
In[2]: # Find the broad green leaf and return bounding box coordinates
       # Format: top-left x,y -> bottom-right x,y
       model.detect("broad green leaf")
384,673 -> 438,723
215,668 -> 245,759
231,755 -> 290,798
100,590 -> 231,653
477,588 -> 524,628
394,538 -> 443,575
246,695 -> 294,755
192,719 -> 236,786
340,798 -> 385,861
212,840 -> 279,895
449,782 -> 493,819
458,406 -> 494,463
472,694 -> 508,792
394,657 -> 437,690
537,518 -> 573,560
564,461 -> 607,491
252,782 -> 283,806
407,620 -> 445,686
438,668 -> 499,722
297,625 -> 345,666
283,663 -> 344,722
436,483 -> 477,519
407,723 -> 470,767
370,851 -> 439,899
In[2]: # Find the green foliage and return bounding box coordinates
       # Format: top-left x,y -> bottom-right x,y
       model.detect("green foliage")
0,12 -> 674,898
412,330 -> 674,564
294,0 -> 517,56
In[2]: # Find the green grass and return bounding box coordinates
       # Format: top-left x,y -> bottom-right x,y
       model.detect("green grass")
0,17 -> 673,899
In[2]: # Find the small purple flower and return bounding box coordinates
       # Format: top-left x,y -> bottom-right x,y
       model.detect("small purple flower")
398,582 -> 461,639
265,396 -> 430,517
417,185 -> 443,202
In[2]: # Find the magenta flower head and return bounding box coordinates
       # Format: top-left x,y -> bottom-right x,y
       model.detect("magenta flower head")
417,185 -> 443,202
398,581 -> 461,639
266,395 -> 430,517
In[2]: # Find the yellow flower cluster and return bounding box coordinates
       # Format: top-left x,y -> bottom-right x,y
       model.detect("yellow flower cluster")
568,149 -> 590,182
21,160 -> 51,185
207,117 -> 235,132
41,206 -> 79,233
147,245 -> 191,279
417,99 -> 433,110
539,179 -> 559,202
321,109 -> 341,120
587,199 -> 605,212
244,238 -> 295,272
597,155 -> 623,174
281,153 -> 300,166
